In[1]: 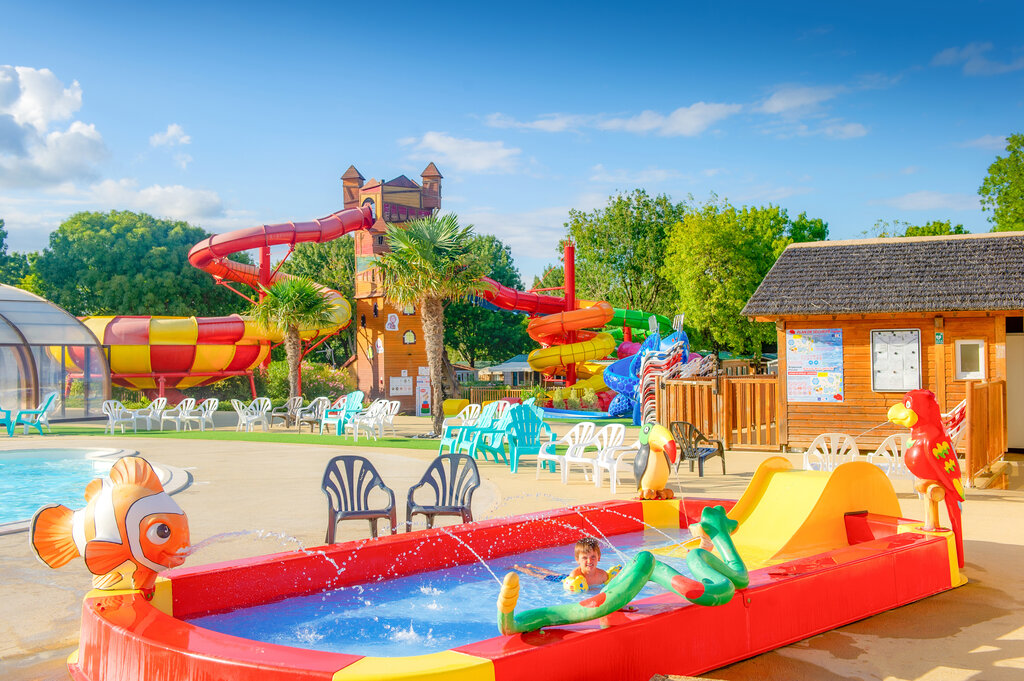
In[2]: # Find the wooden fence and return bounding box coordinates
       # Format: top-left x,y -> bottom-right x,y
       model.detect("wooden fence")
458,387 -> 526,404
965,379 -> 1007,484
656,375 -> 781,450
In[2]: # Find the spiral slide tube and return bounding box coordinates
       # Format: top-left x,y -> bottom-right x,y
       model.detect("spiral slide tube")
75,206 -> 376,391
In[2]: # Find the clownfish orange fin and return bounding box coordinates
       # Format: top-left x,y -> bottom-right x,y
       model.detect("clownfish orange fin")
92,571 -> 125,590
84,478 -> 103,502
84,540 -> 131,575
109,457 -> 162,493
30,504 -> 79,568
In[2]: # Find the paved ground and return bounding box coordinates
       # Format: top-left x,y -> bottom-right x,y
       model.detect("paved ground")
1,419 -> 1022,681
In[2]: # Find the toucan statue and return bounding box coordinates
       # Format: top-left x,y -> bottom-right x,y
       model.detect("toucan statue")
632,423 -> 678,500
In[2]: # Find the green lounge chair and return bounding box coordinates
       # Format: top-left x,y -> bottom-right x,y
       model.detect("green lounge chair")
12,392 -> 58,436
506,405 -> 555,473
442,400 -> 500,455
321,391 -> 365,435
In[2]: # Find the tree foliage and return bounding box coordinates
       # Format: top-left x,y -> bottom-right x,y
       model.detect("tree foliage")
0,219 -> 31,286
867,219 -> 969,238
444,234 -> 532,367
376,213 -> 484,434
531,262 -> 564,296
279,236 -> 356,360
979,133 -> 1024,232
663,198 -> 828,354
566,190 -> 684,315
31,211 -> 246,316
248,277 -> 339,400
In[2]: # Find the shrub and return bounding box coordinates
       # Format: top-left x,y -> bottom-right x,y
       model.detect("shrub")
259,360 -> 355,402
566,393 -> 581,410
581,388 -> 598,410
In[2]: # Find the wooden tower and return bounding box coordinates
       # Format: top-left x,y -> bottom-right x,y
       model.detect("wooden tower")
343,163 -> 442,412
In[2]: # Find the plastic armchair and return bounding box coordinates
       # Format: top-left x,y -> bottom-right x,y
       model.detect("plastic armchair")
443,401 -> 500,455
465,406 -> 517,462
131,397 -> 167,431
594,439 -> 640,494
321,391 -> 365,435
669,421 -> 727,476
233,397 -> 271,432
182,398 -> 219,431
802,432 -> 859,472
160,398 -> 197,431
868,433 -> 908,478
563,423 -> 626,485
406,454 -> 480,531
13,391 -> 59,436
271,396 -> 304,428
0,405 -> 12,436
380,401 -> 401,437
505,406 -> 555,474
536,422 -> 596,480
230,399 -> 248,430
352,400 -> 389,442
321,455 -> 397,541
295,396 -> 330,433
439,403 -> 483,454
942,399 -> 968,451
102,400 -> 137,434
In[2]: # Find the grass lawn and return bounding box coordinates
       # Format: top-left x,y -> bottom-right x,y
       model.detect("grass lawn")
45,426 -> 443,450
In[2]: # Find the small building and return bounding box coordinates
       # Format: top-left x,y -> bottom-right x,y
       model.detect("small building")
477,354 -> 543,386
452,363 -> 478,383
742,232 -> 1023,455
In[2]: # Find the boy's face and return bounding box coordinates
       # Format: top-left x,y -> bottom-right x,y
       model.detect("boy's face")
576,549 -> 600,573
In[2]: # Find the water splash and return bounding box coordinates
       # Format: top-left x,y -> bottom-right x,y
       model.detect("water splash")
436,527 -> 501,584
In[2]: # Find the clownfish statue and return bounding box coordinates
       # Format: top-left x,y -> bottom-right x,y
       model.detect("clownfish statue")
30,456 -> 190,593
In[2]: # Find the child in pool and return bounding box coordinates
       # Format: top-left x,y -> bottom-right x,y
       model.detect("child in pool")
514,537 -> 610,587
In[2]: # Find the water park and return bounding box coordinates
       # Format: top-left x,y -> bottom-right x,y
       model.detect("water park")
1,158 -> 1023,681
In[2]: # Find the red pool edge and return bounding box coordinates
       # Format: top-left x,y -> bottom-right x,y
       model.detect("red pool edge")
67,498 -> 960,681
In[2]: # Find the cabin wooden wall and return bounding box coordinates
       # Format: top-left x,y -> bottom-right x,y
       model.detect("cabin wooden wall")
778,315 -> 1004,451
355,297 -> 428,413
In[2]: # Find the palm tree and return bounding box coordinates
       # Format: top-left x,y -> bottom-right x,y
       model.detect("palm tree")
249,277 -> 339,400
376,213 -> 483,435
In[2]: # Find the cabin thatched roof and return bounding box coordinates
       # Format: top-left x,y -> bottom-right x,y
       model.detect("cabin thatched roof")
743,232 -> 1024,318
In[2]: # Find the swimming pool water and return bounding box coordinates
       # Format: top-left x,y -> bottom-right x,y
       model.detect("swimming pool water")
0,449 -> 116,525
189,527 -> 692,657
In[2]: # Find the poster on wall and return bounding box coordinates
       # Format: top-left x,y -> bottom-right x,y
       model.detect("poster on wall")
389,376 -> 413,396
415,375 -> 431,416
786,328 -> 844,403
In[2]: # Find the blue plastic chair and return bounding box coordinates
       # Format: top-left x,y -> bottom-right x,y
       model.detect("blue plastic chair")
321,391 -> 365,435
12,392 -> 58,436
506,405 -> 555,473
442,401 -> 501,455
0,406 -> 13,436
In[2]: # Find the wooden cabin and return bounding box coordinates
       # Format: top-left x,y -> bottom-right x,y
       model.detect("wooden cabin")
742,232 -> 1023,468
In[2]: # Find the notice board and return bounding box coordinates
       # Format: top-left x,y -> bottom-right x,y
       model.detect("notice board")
786,328 -> 844,403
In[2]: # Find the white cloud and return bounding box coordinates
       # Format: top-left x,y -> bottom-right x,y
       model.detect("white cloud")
599,102 -> 742,137
960,134 -> 1007,151
150,123 -> 191,147
174,152 -> 193,169
0,65 -> 107,188
932,42 -> 1024,76
589,164 -> 684,184
757,85 -> 842,114
883,190 -> 979,211
484,112 -> 587,132
820,121 -> 868,139
901,166 -> 921,175
90,179 -> 224,219
400,131 -> 520,173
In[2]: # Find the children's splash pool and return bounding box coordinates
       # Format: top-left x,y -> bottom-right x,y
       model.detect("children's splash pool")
189,527 -> 691,657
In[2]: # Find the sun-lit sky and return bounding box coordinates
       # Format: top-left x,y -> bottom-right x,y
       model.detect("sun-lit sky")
1,1 -> 1022,283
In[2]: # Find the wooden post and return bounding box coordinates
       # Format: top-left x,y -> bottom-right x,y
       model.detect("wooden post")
934,316 -> 946,410
776,322 -> 789,448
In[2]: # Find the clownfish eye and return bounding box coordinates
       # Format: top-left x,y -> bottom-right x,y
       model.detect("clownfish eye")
147,523 -> 172,544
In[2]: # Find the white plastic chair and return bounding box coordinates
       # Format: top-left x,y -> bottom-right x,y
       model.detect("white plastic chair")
230,399 -> 248,430
183,398 -> 219,431
237,397 -> 272,432
295,396 -> 330,433
352,400 -> 389,441
131,397 -> 167,430
270,396 -> 304,428
102,400 -> 137,434
536,422 -> 596,481
868,433 -> 907,478
381,400 -> 401,437
593,439 -> 640,494
803,433 -> 860,471
942,399 -> 968,451
160,398 -> 197,431
564,423 -> 626,485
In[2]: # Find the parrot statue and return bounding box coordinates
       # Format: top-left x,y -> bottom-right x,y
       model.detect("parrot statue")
632,423 -> 678,500
887,389 -> 965,568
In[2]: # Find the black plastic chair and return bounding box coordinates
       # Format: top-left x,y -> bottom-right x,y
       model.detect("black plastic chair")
406,454 -> 480,531
669,421 -> 726,477
321,455 -> 397,542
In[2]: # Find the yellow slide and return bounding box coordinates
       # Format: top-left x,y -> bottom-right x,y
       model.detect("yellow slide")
657,457 -> 902,569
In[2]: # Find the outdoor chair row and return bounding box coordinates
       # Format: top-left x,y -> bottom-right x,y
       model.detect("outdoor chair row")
0,391 -> 59,436
103,398 -> 220,434
322,453 -> 480,540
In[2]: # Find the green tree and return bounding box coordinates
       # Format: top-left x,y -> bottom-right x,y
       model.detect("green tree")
248,277 -> 339,400
531,263 -> 564,296
376,213 -> 484,435
663,198 -> 828,354
565,190 -> 685,315
31,211 -> 247,316
0,219 -> 31,286
444,235 -> 532,367
979,133 -> 1024,232
279,236 -> 356,361
867,219 -> 969,238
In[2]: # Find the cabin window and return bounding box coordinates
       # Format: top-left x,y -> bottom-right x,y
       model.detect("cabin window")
870,329 -> 921,392
955,340 -> 985,380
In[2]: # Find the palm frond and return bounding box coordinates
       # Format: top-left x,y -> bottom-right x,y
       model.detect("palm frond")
248,276 -> 339,333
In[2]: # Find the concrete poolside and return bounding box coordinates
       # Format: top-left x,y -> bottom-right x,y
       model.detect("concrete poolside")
0,418 -> 1021,681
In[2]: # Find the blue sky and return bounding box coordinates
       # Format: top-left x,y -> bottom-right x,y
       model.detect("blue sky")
1,1 -> 1022,284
